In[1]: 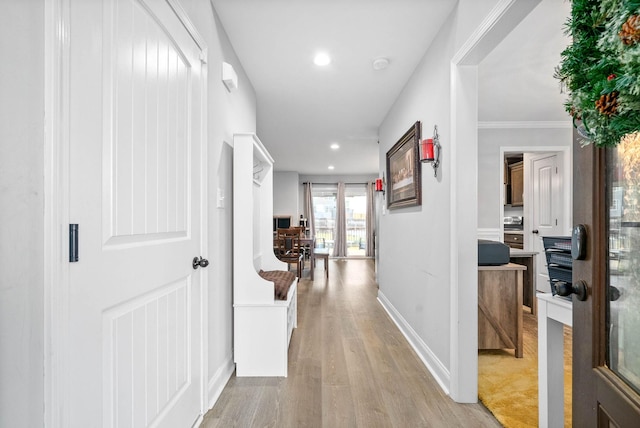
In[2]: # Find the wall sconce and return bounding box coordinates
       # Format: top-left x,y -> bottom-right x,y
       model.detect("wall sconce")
420,125 -> 441,177
375,174 -> 385,196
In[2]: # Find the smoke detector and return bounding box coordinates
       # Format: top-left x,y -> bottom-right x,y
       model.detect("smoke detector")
372,57 -> 390,70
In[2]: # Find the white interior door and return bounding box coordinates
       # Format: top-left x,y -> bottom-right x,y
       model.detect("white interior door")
530,153 -> 563,293
67,0 -> 206,426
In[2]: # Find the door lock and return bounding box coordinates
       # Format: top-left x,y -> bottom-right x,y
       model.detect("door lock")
555,280 -> 588,301
192,256 -> 209,269
572,224 -> 587,260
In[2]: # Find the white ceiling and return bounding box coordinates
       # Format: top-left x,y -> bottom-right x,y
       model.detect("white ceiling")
211,0 -> 571,175
478,0 -> 571,123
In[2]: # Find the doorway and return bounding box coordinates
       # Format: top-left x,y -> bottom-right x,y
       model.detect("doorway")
477,145 -> 572,423
500,149 -> 571,288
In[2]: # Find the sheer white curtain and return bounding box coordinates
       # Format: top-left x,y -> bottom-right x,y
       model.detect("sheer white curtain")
333,182 -> 347,257
303,182 -> 315,239
366,182 -> 375,257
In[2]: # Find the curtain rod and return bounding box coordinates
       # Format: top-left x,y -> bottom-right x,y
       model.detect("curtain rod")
302,182 -> 372,185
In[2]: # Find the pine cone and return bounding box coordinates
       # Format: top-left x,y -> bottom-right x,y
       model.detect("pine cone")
595,92 -> 619,116
620,14 -> 640,45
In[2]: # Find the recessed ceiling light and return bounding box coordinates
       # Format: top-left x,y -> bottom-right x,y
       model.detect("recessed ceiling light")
314,53 -> 331,66
372,57 -> 390,70
328,165 -> 335,170
330,143 -> 340,150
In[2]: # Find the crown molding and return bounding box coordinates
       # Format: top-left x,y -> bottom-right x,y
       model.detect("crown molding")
478,121 -> 572,129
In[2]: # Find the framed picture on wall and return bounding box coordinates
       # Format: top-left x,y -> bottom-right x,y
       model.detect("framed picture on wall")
386,121 -> 422,209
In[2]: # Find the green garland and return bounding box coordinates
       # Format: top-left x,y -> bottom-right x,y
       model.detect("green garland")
556,0 -> 640,146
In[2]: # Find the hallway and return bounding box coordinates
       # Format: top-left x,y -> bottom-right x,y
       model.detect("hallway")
201,259 -> 500,427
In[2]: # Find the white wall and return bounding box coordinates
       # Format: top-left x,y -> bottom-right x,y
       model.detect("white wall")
377,12 -> 455,388
0,1 -> 258,424
0,1 -> 45,426
273,171 -> 300,219
477,126 -> 572,230
376,0 -> 528,400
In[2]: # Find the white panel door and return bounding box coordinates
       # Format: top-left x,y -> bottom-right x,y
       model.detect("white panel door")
531,153 -> 563,293
67,0 -> 206,426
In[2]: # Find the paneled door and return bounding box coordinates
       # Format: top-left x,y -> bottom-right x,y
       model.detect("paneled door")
67,0 -> 207,426
530,153 -> 563,293
573,133 -> 640,425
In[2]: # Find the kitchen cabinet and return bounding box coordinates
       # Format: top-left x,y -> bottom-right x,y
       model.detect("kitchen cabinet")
504,232 -> 524,249
509,161 -> 524,206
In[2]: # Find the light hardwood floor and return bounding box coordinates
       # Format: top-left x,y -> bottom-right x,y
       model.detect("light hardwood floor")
201,259 -> 501,428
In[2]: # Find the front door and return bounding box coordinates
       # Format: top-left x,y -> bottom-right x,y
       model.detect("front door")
573,132 -> 640,425
530,153 -> 563,293
67,0 -> 206,426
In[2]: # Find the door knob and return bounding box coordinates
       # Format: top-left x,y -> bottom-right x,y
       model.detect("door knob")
532,229 -> 539,234
555,280 -> 588,301
192,256 -> 209,269
609,286 -> 621,302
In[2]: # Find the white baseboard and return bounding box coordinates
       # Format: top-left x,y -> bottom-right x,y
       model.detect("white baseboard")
207,358 -> 235,411
477,228 -> 502,242
377,291 -> 450,395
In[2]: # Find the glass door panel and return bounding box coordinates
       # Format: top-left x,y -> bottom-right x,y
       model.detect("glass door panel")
607,133 -> 640,395
345,194 -> 366,257
313,193 -> 336,250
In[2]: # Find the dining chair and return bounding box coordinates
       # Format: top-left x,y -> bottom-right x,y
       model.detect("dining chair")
275,228 -> 304,277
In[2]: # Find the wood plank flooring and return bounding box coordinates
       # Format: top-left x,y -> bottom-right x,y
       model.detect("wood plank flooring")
201,259 -> 501,428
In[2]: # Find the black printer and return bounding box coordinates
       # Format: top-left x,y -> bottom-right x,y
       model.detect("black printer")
478,239 -> 510,266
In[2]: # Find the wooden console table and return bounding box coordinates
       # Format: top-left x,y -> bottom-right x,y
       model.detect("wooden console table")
537,292 -> 572,428
478,263 -> 526,358
509,249 -> 537,315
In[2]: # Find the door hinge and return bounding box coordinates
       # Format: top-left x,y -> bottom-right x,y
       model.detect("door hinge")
556,219 -> 558,226
69,224 -> 79,262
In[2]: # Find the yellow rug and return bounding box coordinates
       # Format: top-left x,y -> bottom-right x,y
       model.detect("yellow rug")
478,312 -> 572,428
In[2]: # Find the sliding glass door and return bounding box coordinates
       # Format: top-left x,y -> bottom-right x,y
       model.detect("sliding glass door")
345,188 -> 366,257
312,184 -> 367,257
312,188 -> 336,250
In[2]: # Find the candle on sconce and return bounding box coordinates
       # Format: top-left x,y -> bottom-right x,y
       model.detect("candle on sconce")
375,178 -> 383,191
421,138 -> 434,161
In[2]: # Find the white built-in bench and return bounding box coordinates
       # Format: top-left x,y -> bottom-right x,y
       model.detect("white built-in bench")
234,276 -> 297,376
233,133 -> 297,377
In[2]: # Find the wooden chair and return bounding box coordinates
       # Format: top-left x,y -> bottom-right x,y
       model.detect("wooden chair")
291,226 -> 310,260
275,228 -> 304,277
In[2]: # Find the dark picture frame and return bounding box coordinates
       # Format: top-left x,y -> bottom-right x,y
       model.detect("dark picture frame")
386,121 -> 421,209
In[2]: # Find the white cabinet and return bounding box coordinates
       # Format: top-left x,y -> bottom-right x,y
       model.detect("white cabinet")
233,133 -> 297,377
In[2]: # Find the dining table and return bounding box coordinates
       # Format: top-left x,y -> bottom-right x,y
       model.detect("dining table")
274,235 -> 316,280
